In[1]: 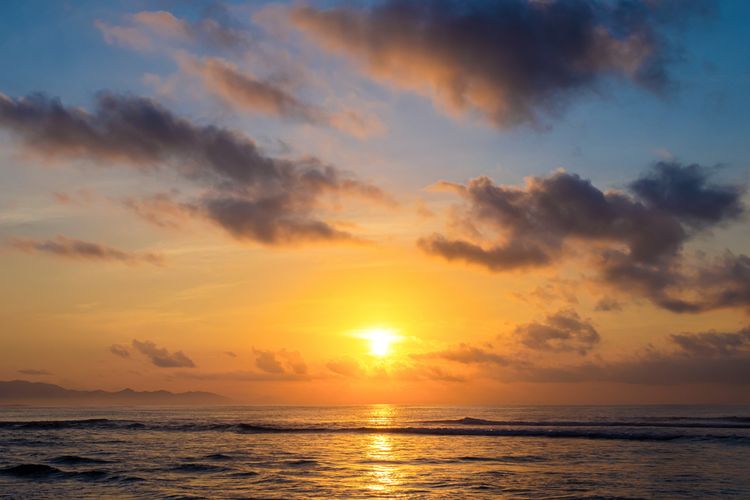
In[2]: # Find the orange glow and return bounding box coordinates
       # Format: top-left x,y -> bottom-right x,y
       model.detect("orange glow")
358,327 -> 400,357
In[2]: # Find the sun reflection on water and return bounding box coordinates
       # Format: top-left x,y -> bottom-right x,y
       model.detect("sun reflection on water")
364,405 -> 400,494
367,404 -> 396,427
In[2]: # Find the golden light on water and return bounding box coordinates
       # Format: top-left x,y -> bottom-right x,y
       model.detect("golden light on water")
365,405 -> 399,494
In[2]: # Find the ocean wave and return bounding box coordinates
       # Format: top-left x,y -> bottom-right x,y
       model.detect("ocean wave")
645,416 -> 750,423
0,463 -> 112,482
457,455 -> 545,463
204,453 -> 235,461
50,455 -> 111,465
170,463 -> 231,473
421,417 -> 750,429
0,418 -> 115,430
342,426 -> 750,442
2,418 -> 749,443
282,459 -> 318,467
1,463 -> 63,477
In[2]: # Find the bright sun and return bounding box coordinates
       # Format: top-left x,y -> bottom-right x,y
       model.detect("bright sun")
360,328 -> 399,357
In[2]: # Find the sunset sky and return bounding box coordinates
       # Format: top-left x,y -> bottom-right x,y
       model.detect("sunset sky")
1,0 -> 749,404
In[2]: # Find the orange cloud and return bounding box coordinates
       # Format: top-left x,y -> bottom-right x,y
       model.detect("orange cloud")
180,55 -> 384,138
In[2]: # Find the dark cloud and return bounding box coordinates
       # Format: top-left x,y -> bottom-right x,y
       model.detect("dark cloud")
417,234 -> 549,271
18,369 -> 52,376
8,236 -> 164,266
594,297 -> 623,312
515,310 -> 600,355
421,163 -> 747,312
0,92 -> 387,245
630,162 -> 744,226
291,0 -> 712,128
109,344 -> 131,358
671,327 -> 750,358
522,328 -> 750,385
599,249 -> 750,314
132,340 -> 196,368
692,253 -> 750,311
523,355 -> 750,385
417,326 -> 750,385
204,195 -> 354,244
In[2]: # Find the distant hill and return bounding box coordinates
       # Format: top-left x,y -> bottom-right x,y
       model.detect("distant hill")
0,380 -> 228,406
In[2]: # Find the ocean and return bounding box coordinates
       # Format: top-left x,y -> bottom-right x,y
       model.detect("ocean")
1,405 -> 749,498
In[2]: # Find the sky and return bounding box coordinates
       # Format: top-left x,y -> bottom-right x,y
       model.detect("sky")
1,0 -> 749,405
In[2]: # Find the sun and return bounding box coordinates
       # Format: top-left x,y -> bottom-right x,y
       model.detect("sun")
360,328 -> 399,357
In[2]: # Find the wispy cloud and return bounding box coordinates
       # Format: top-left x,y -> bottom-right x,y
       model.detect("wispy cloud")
18,369 -> 52,376
179,55 -> 383,138
96,8 -> 250,52
8,236 -> 164,266
414,343 -> 513,366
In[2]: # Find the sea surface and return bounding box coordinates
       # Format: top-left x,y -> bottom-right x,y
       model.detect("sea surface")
1,405 -> 749,499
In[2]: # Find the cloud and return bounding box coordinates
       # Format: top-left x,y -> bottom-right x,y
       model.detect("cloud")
290,0 -> 712,128
522,329 -> 750,385
109,344 -> 130,358
515,310 -> 600,355
95,20 -> 154,51
415,326 -> 750,385
253,349 -> 284,374
392,364 -> 467,383
418,235 -> 550,271
18,369 -> 52,376
326,358 -> 363,377
523,356 -> 750,385
183,55 -> 322,120
594,297 -> 623,312
8,236 -> 164,266
96,8 -> 250,52
132,340 -> 196,368
253,349 -> 308,375
688,252 -> 750,312
630,162 -> 744,226
179,55 -> 383,138
0,92 -> 387,245
671,327 -> 750,358
121,193 -> 196,230
175,370 -> 308,382
421,162 -> 748,312
414,343 -> 513,366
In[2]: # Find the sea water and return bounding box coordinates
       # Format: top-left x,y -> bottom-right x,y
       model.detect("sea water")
1,405 -> 749,498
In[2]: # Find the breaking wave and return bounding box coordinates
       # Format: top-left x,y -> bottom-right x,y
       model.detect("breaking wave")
1,417 -> 750,443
